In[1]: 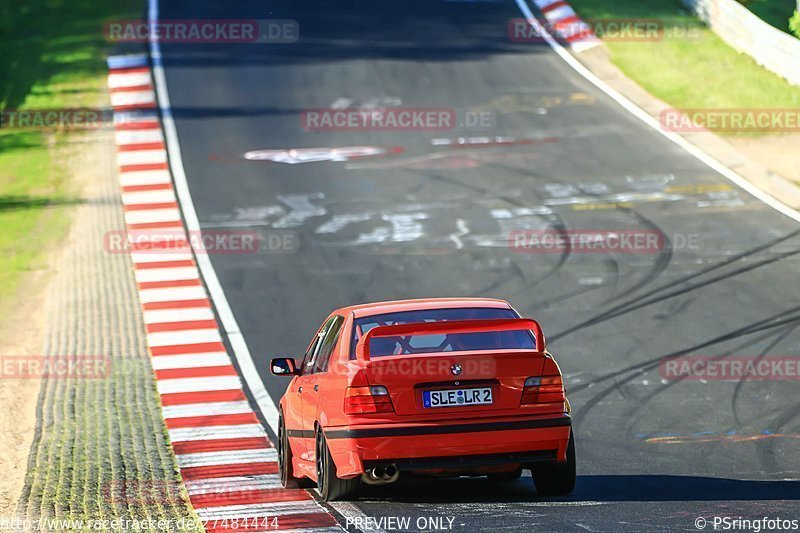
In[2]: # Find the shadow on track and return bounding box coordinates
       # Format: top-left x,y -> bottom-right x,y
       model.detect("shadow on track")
574,475 -> 800,502
160,0 -> 552,69
355,474 -> 800,503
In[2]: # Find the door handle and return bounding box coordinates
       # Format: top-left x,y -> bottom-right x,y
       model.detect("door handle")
313,384 -> 319,392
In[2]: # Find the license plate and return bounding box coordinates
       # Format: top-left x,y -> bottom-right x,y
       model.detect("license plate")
423,387 -> 493,408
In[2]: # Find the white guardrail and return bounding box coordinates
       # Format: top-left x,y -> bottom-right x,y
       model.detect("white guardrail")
681,0 -> 800,86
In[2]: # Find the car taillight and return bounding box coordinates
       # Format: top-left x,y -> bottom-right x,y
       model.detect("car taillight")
344,385 -> 394,414
521,375 -> 565,405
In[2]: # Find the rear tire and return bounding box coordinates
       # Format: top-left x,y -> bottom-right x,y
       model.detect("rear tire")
532,432 -> 576,496
278,414 -> 312,489
315,430 -> 360,501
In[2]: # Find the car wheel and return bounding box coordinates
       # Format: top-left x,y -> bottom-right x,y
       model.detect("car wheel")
278,414 -> 312,489
532,432 -> 576,496
488,467 -> 522,482
315,429 -> 360,501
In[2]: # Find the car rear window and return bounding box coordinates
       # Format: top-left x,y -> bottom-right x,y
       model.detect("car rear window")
350,307 -> 536,359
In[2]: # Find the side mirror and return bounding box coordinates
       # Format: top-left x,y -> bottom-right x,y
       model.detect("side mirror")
271,357 -> 299,376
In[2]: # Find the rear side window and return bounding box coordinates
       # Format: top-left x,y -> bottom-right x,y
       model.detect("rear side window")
300,316 -> 337,374
313,315 -> 344,373
350,307 -> 535,359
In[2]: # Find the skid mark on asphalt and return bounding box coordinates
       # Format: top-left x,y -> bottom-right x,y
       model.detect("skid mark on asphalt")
569,307 -> 800,435
551,228 -> 800,342
644,433 -> 800,444
107,54 -> 341,533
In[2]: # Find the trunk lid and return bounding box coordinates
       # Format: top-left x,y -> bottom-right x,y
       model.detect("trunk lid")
363,349 -> 546,418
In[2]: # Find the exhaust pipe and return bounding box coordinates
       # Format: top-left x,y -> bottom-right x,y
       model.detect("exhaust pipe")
361,464 -> 400,485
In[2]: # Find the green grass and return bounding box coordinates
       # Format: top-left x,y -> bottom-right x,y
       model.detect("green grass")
791,9 -> 800,37
738,0 -> 797,34
0,0 -> 133,312
2,0 -> 201,529
0,132 -> 74,308
570,0 -> 800,135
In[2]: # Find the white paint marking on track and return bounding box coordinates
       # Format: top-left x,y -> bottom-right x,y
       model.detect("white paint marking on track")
174,448 -> 276,467
121,189 -> 177,206
128,241 -> 189,254
138,285 -> 208,304
149,3 -> 282,437
162,401 -> 254,419
529,0 -> 599,50
569,40 -> 599,52
184,474 -> 282,495
135,267 -> 200,283
130,250 -> 194,264
330,502 -> 388,531
125,228 -> 187,241
144,308 -> 215,324
110,90 -> 156,108
157,375 -> 242,395
146,0 -> 371,528
114,110 -> 159,125
108,71 -> 152,89
124,207 -> 182,225
194,500 -> 322,519
546,5 -> 575,20
115,128 -> 164,145
515,0 -> 800,224
151,352 -> 232,371
169,424 -> 268,443
118,149 -> 168,166
119,169 -> 172,187
147,328 -> 222,347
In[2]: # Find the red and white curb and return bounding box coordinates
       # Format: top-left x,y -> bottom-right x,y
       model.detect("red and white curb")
107,54 -> 341,532
530,0 -> 600,52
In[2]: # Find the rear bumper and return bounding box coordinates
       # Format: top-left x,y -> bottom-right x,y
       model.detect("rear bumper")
325,414 -> 571,478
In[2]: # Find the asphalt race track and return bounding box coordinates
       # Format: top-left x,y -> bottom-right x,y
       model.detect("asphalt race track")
156,0 -> 800,530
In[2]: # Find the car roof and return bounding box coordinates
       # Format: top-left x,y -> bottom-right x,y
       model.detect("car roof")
338,297 -> 513,319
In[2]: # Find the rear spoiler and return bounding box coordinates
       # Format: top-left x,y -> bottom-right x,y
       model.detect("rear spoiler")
355,318 -> 544,361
